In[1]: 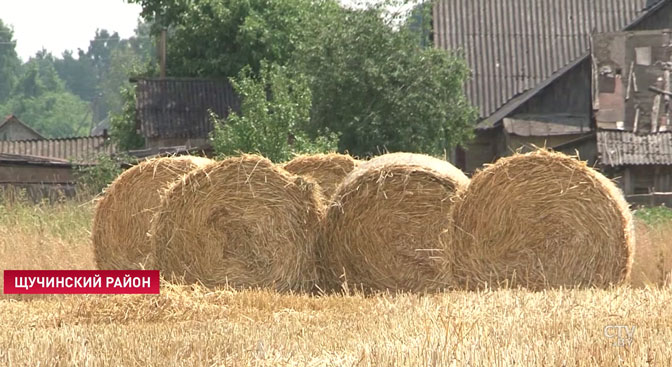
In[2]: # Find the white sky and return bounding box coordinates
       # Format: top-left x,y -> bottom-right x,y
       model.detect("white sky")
0,0 -> 143,62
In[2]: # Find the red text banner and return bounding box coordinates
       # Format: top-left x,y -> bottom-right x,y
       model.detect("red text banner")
3,270 -> 160,294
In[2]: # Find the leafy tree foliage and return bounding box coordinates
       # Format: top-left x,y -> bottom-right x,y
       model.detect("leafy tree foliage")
128,0 -> 476,156
0,51 -> 90,137
0,20 -> 21,103
298,5 -> 476,156
128,0 -> 322,78
210,63 -> 338,162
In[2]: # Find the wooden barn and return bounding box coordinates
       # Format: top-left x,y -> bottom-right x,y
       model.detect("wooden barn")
131,77 -> 240,153
432,0 -> 672,187
0,134 -> 116,200
0,153 -> 79,202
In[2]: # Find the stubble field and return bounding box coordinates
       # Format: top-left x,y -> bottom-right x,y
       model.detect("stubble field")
1,199 -> 671,366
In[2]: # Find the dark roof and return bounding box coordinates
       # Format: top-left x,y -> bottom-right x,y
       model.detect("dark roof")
133,78 -> 240,139
0,115 -> 45,140
597,130 -> 672,166
0,135 -> 115,163
433,0 -> 668,124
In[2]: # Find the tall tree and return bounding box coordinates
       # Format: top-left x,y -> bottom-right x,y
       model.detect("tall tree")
0,51 -> 90,137
298,5 -> 476,156
128,0 -> 322,78
0,19 -> 21,103
127,0 -> 476,156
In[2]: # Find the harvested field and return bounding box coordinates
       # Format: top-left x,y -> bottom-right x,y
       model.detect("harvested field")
448,150 -> 634,290
151,154 -> 324,291
92,156 -> 212,270
320,152 -> 469,292
0,198 -> 671,366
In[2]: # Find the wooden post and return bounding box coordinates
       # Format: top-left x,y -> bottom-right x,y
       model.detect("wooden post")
624,167 -> 633,195
652,95 -> 661,133
160,28 -> 167,79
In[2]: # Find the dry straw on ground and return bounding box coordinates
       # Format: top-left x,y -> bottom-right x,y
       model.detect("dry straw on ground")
283,153 -> 359,198
320,152 -> 469,292
92,155 -> 212,270
150,154 -> 324,291
447,149 -> 634,290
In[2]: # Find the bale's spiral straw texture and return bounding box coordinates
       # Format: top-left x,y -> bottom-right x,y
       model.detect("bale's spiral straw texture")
447,150 -> 634,290
151,154 -> 324,291
92,155 -> 212,270
283,153 -> 359,199
321,152 -> 469,292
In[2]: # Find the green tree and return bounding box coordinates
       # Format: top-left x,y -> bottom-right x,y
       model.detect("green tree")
0,52 -> 91,137
54,49 -> 98,102
210,62 -> 338,162
128,0 -> 477,156
298,4 -> 476,156
128,0 -> 322,78
0,19 -> 21,103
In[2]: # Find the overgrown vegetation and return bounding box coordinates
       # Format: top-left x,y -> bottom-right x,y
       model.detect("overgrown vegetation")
109,87 -> 145,151
634,206 -> 672,226
74,154 -> 132,196
210,63 -> 338,162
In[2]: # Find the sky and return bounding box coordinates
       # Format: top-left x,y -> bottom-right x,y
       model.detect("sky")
0,0 -> 143,62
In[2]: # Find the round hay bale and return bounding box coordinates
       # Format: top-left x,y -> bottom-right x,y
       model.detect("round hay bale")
151,154 -> 324,291
320,152 -> 469,292
92,155 -> 213,270
283,153 -> 359,198
447,150 -> 634,290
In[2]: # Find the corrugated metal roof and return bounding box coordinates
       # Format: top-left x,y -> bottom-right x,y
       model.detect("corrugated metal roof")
134,78 -> 240,139
433,0 -> 664,120
597,130 -> 672,166
0,135 -> 115,162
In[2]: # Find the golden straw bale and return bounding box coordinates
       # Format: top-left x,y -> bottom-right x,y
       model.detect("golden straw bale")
151,154 -> 324,291
447,150 -> 634,290
92,155 -> 213,270
283,153 -> 359,198
320,152 -> 469,292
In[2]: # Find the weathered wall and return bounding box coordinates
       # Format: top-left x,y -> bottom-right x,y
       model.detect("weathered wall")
0,122 -> 42,141
593,29 -> 671,132
513,59 -> 593,117
630,2 -> 672,30
146,137 -> 210,150
0,164 -> 75,184
0,163 -> 77,202
461,131 -> 497,173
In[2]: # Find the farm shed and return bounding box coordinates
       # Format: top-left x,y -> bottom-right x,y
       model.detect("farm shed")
433,0 -> 672,173
132,77 -> 240,150
0,134 -> 116,163
0,115 -> 44,141
598,131 -> 672,204
0,153 -> 79,201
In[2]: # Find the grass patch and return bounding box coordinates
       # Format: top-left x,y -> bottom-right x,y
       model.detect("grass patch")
634,206 -> 672,226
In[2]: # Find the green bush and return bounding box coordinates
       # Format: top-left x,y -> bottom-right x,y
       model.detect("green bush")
210,62 -> 338,162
